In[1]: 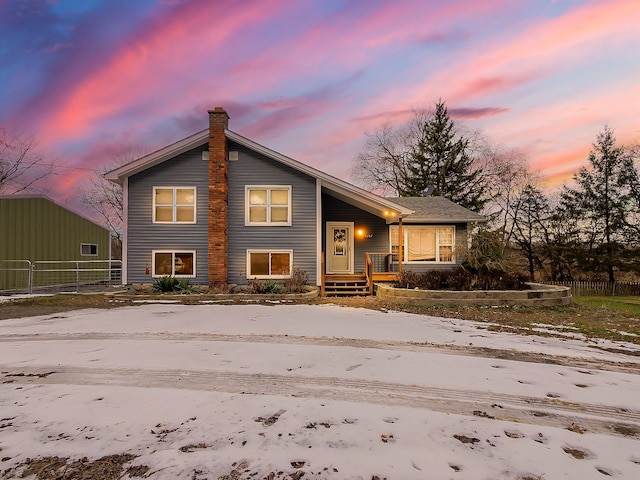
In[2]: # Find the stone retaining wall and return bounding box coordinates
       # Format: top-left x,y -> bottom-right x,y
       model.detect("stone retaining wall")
375,282 -> 571,306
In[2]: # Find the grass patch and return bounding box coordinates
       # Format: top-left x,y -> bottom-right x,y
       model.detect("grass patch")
0,294 -> 133,321
321,296 -> 640,346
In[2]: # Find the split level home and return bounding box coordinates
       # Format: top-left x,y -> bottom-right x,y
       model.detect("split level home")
105,108 -> 486,294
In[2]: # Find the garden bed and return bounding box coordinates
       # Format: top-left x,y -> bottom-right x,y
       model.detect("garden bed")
375,282 -> 571,307
114,286 -> 319,303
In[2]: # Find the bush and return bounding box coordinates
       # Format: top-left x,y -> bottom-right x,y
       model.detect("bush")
283,268 -> 309,293
247,269 -> 309,294
247,279 -> 285,294
393,268 -> 525,291
152,276 -> 193,293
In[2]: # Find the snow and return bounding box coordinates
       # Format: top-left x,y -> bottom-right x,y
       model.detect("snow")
1,303 -> 639,479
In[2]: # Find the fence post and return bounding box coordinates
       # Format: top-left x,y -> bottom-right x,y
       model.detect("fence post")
28,261 -> 33,295
76,261 -> 80,293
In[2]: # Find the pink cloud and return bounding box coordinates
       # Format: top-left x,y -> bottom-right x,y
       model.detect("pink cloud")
448,0 -> 638,105
35,0 -> 294,144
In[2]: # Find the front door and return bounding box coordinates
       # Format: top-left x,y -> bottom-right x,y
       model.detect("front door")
326,222 -> 354,274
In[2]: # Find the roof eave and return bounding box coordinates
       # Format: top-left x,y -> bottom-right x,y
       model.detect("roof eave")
104,129 -> 209,184
103,127 -> 414,219
401,216 -> 487,224
225,130 -> 414,219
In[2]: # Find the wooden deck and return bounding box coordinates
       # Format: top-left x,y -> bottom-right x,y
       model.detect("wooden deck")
320,252 -> 400,297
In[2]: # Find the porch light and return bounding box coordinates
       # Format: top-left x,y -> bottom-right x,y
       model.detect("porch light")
356,228 -> 364,238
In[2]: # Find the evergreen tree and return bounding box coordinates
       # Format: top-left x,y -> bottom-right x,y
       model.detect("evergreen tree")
559,126 -> 639,282
353,100 -> 487,212
403,101 -> 486,211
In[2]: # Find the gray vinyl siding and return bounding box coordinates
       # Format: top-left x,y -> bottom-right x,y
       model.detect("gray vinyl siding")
227,141 -> 317,285
127,145 -> 209,284
322,193 -> 469,274
322,193 -> 390,273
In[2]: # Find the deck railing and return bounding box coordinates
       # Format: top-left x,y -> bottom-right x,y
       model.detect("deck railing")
365,252 -> 374,295
320,252 -> 325,297
366,252 -> 399,274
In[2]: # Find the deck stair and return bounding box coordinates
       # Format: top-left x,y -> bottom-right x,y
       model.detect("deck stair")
323,274 -> 370,296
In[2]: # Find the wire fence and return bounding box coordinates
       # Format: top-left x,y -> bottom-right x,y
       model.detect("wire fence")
541,281 -> 640,296
0,259 -> 123,295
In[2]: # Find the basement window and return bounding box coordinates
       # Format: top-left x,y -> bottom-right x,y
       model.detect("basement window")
247,250 -> 292,279
152,250 -> 196,277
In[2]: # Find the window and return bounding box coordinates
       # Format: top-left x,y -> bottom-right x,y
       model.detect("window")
247,250 -> 292,278
81,243 -> 98,256
152,251 -> 196,277
390,226 -> 455,263
153,187 -> 196,223
245,186 -> 291,225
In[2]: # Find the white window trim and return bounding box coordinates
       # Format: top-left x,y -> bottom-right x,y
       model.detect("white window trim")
245,185 -> 292,226
246,249 -> 293,279
390,225 -> 456,264
152,186 -> 197,224
152,250 -> 196,278
80,243 -> 98,256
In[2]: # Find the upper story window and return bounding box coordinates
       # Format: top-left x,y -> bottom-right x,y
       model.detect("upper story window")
245,186 -> 291,226
390,225 -> 455,263
153,187 -> 196,223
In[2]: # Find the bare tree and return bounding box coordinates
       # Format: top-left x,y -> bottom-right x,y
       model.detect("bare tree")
352,120 -> 415,196
475,138 -> 537,240
79,147 -> 144,256
0,127 -> 55,194
352,101 -> 487,211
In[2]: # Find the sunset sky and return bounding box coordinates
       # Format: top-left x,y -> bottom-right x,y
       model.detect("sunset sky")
1,0 -> 639,216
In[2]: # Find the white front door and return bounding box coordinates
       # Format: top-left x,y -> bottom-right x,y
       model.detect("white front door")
326,222 -> 354,274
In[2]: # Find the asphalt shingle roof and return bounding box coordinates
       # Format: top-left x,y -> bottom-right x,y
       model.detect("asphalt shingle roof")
385,196 -> 486,223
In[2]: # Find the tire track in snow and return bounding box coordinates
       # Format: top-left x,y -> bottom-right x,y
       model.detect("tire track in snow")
3,365 -> 639,437
1,332 -> 639,374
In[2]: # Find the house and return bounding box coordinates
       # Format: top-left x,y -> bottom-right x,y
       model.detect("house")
0,194 -> 111,292
105,108 -> 485,294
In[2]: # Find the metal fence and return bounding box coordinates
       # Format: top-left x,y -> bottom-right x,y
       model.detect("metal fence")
0,259 -> 123,295
541,281 -> 640,296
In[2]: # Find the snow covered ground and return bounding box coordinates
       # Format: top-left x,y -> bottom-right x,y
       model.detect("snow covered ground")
1,303 -> 639,479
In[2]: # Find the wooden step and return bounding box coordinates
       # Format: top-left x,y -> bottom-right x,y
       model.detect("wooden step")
324,289 -> 370,296
324,284 -> 368,290
323,275 -> 371,296
324,275 -> 367,282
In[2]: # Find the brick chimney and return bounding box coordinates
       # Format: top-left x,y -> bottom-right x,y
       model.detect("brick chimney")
208,107 -> 229,289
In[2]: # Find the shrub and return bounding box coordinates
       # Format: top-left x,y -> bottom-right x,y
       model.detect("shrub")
247,279 -> 285,294
395,270 -> 422,289
153,276 -> 180,293
283,268 -> 309,293
152,276 -> 193,293
393,268 -> 525,291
